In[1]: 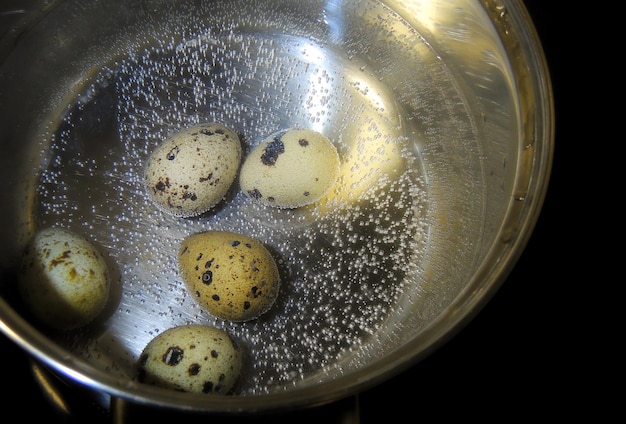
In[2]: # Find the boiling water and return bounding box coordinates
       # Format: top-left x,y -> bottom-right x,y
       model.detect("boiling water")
29,2 -> 447,395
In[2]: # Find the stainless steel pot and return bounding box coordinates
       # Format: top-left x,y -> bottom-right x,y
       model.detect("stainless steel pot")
0,0 -> 553,415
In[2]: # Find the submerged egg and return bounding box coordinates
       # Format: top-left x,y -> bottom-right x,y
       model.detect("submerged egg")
18,227 -> 111,330
178,230 -> 280,322
143,123 -> 242,217
239,128 -> 340,208
138,324 -> 242,394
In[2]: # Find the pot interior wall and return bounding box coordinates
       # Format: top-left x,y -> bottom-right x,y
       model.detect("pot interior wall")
0,0 -> 541,410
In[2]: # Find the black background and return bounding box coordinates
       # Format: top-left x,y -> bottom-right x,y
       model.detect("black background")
2,1 -> 589,422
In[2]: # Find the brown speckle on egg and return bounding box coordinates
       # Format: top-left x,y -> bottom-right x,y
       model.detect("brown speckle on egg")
188,364 -> 201,376
260,137 -> 284,165
162,346 -> 184,366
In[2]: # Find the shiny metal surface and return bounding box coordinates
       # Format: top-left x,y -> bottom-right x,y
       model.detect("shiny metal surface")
0,0 -> 552,413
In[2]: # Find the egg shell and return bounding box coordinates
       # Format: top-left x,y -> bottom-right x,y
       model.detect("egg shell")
239,128 -> 340,208
18,227 -> 111,330
178,231 -> 280,322
144,123 -> 242,217
138,324 -> 242,394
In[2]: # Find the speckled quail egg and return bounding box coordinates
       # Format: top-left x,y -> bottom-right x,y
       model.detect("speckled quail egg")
239,128 -> 340,208
178,230 -> 280,322
144,123 -> 242,217
18,227 -> 111,330
138,324 -> 242,394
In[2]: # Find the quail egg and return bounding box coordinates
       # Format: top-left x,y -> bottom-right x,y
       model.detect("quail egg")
144,123 -> 242,217
178,230 -> 280,322
138,324 -> 242,394
18,227 -> 111,330
239,128 -> 340,208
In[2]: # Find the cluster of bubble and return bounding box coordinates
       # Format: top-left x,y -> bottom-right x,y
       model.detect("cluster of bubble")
36,25 -> 429,394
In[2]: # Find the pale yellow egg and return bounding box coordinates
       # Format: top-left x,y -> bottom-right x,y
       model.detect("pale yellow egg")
144,123 -> 242,217
18,227 -> 111,330
240,128 -> 340,208
138,324 -> 242,394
